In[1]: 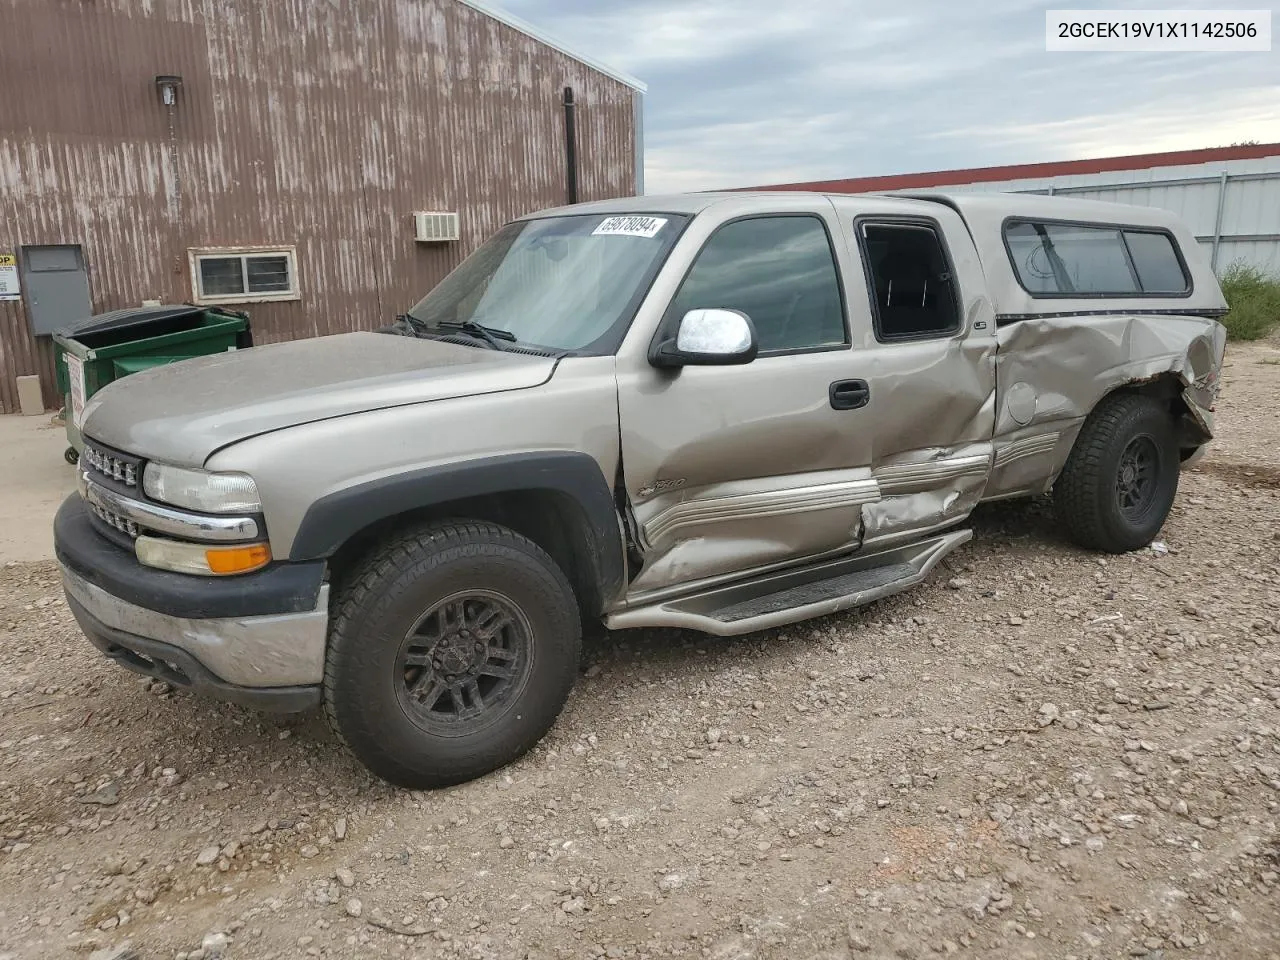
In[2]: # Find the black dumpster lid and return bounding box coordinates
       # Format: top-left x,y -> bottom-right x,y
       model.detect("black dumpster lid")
55,303 -> 209,338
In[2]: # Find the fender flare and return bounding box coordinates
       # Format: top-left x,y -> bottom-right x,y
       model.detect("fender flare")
288,451 -> 625,609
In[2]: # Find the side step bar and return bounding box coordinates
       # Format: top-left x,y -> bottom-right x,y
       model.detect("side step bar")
606,529 -> 972,637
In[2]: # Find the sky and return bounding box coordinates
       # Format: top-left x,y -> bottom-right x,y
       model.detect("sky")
497,0 -> 1280,194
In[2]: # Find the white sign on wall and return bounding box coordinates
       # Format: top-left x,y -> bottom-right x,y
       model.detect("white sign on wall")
66,353 -> 87,428
0,254 -> 19,301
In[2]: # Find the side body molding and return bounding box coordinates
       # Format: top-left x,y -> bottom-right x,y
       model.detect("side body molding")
288,452 -> 626,611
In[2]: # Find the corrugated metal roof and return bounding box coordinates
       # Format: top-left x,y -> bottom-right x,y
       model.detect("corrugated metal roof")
455,0 -> 647,92
735,142 -> 1280,194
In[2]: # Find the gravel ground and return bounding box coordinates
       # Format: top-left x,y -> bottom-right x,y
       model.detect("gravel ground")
2,344 -> 1277,960
1205,336 -> 1280,471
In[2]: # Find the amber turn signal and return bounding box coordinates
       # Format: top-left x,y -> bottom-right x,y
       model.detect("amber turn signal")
205,543 -> 272,575
136,536 -> 272,576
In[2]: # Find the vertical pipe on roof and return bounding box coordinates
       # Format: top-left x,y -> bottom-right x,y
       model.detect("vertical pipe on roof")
162,86 -> 184,289
633,91 -> 644,196
563,86 -> 578,205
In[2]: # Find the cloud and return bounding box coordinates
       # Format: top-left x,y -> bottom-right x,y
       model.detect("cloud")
498,0 -> 1280,192
925,86 -> 1280,159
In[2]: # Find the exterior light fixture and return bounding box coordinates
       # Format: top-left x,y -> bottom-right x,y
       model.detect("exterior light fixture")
155,75 -> 183,106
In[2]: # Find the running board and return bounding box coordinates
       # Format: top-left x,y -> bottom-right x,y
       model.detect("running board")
606,529 -> 972,637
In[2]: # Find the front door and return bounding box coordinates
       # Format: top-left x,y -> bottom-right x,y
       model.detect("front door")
21,245 -> 91,335
617,202 -> 876,598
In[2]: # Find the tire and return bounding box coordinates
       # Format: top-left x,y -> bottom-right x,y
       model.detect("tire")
65,447 -> 80,465
1053,392 -> 1179,553
323,520 -> 581,789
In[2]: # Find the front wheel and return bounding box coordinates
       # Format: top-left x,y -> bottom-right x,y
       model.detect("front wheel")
323,520 -> 581,789
1053,393 -> 1179,553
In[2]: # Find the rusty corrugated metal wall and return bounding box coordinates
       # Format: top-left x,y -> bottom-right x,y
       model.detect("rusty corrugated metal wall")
0,0 -> 639,413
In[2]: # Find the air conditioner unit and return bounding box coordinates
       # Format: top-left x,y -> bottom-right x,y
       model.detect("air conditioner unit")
414,211 -> 460,243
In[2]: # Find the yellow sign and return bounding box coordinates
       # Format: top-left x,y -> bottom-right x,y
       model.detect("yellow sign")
0,254 -> 19,300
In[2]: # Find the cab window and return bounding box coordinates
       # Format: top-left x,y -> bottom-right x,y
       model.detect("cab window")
860,221 -> 962,341
665,216 -> 847,353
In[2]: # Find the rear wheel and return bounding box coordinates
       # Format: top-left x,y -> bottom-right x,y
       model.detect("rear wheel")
1053,393 -> 1179,553
323,520 -> 581,789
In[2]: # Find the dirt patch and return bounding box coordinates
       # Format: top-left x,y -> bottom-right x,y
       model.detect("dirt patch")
1191,460 -> 1280,489
1211,338 -> 1280,469
0,414 -> 78,565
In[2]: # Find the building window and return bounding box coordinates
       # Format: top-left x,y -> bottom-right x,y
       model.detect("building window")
1004,221 -> 1190,297
665,216 -> 847,353
189,248 -> 299,303
860,221 -> 961,341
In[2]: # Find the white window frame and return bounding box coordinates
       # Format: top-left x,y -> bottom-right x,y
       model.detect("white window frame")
188,246 -> 300,305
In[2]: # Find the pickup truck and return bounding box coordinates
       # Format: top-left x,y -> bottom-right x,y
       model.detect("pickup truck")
54,191 -> 1228,788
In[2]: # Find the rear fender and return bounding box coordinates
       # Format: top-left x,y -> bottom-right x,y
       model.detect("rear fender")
996,314 -> 1226,440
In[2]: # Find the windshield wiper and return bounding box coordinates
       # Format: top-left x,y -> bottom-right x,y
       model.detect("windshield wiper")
436,318 -> 517,350
394,312 -> 433,338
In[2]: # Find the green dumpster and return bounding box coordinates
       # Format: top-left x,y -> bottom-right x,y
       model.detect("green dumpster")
52,304 -> 251,463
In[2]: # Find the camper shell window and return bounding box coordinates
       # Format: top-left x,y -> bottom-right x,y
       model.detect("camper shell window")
1002,218 -> 1191,299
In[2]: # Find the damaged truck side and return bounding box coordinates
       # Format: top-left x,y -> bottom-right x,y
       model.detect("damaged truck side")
55,191 -> 1227,788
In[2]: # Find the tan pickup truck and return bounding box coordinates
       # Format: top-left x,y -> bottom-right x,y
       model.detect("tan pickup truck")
55,191 -> 1227,787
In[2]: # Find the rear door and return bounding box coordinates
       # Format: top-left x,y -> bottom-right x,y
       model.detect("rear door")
831,201 -> 998,546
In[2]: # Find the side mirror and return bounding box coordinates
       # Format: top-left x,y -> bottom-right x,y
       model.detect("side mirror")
650,309 -> 758,369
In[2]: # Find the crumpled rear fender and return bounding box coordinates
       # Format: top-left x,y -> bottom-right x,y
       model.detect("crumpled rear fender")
1176,319 -> 1228,440
996,314 -> 1227,442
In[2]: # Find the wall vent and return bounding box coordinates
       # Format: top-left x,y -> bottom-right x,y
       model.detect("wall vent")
413,211 -> 460,243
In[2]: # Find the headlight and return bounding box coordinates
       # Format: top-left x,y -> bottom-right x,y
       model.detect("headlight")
142,463 -> 261,514
136,537 -> 272,576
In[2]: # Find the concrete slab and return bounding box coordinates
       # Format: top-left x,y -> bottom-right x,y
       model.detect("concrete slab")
1,413 -> 77,564
17,375 -> 45,416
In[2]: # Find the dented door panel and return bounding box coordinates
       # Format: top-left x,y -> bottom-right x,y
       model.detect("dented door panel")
863,442 -> 993,546
831,201 -> 1000,547
615,196 -> 876,595
856,333 -> 998,545
619,354 -> 877,594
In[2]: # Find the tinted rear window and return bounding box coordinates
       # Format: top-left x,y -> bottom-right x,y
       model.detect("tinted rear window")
1004,220 -> 1189,297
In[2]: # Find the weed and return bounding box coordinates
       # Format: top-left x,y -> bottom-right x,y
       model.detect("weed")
1219,261 -> 1280,340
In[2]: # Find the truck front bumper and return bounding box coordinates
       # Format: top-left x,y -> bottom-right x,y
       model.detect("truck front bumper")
55,495 -> 328,713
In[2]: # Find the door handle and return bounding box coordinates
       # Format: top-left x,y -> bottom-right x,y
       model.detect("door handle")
829,379 -> 870,411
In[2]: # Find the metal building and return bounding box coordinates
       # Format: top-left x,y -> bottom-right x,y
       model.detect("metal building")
747,142 -> 1280,277
0,0 -> 645,414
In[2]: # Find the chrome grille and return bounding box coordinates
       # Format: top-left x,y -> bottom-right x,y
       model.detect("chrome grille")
83,442 -> 139,487
87,498 -> 141,539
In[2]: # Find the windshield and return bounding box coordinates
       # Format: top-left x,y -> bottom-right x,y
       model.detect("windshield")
405,213 -> 687,353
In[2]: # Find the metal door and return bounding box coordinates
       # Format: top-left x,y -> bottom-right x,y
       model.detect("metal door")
616,199 -> 878,598
833,205 -> 998,548
21,245 -> 91,335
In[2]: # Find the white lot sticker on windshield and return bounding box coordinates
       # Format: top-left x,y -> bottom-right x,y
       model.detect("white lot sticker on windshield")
592,216 -> 668,239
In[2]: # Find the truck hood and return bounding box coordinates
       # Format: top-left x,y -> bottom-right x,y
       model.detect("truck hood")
81,331 -> 556,465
